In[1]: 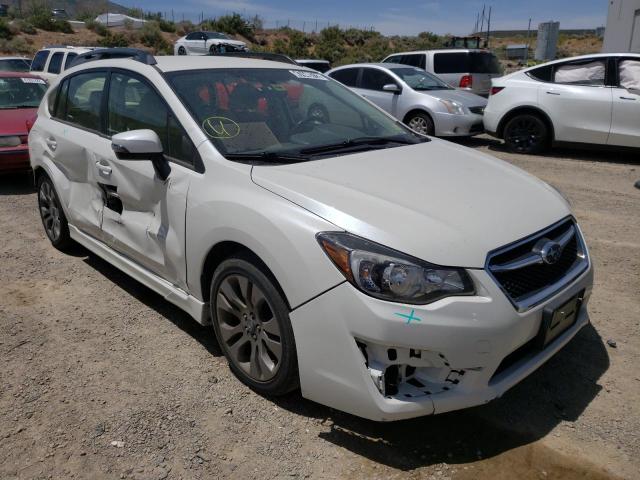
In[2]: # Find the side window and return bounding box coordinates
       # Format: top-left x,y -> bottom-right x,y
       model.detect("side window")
553,60 -> 606,86
47,52 -> 64,74
383,55 -> 401,64
434,53 -> 468,74
619,59 -> 640,90
329,68 -> 359,87
52,79 -> 69,118
66,71 -> 107,131
185,32 -> 197,40
31,50 -> 49,72
402,54 -> 426,69
64,53 -> 77,70
360,68 -> 395,91
108,72 -> 195,165
527,64 -> 553,82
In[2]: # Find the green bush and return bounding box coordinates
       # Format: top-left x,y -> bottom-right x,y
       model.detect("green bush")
0,36 -> 32,54
158,19 -> 176,33
139,21 -> 171,54
200,13 -> 255,40
14,20 -> 37,35
86,20 -> 108,36
0,18 -> 13,40
97,32 -> 130,48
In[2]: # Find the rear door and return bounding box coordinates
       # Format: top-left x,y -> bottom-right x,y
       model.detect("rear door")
98,70 -> 200,287
609,57 -> 640,147
356,67 -> 401,117
539,57 -> 613,144
44,70 -> 109,240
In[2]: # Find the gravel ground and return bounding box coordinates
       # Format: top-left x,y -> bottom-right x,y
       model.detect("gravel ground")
1,139 -> 638,480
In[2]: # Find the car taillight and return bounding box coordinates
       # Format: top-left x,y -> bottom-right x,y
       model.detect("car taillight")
459,75 -> 473,88
19,135 -> 28,145
490,86 -> 505,96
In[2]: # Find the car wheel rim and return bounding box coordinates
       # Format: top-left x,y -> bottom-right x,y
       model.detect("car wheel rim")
178,47 -> 186,55
215,274 -> 282,382
409,117 -> 431,135
508,119 -> 542,151
39,181 -> 61,241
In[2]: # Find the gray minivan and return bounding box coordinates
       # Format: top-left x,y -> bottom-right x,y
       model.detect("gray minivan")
382,49 -> 503,97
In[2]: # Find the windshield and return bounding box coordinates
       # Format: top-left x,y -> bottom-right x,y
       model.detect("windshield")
206,32 -> 229,40
0,77 -> 47,109
390,67 -> 452,91
0,59 -> 31,72
166,68 -> 425,162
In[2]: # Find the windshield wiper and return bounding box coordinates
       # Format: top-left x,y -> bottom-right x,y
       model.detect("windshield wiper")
225,151 -> 308,164
299,136 -> 417,155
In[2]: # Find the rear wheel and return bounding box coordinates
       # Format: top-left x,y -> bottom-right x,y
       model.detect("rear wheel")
37,174 -> 72,250
210,257 -> 298,396
503,114 -> 549,154
177,46 -> 187,55
406,112 -> 435,136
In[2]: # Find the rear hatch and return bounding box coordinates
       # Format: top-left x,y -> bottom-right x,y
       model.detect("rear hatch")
434,51 -> 502,96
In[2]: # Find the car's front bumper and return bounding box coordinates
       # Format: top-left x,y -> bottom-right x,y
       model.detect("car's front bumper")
0,148 -> 30,173
434,112 -> 484,137
290,264 -> 593,421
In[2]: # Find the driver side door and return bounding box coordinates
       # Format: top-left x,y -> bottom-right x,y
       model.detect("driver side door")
97,70 -> 201,289
355,67 -> 401,117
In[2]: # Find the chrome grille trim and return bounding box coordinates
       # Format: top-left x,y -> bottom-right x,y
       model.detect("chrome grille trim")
485,217 -> 589,312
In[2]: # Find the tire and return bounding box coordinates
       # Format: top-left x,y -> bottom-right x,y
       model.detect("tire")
210,256 -> 299,396
405,112 -> 435,136
209,45 -> 218,55
503,114 -> 549,154
37,174 -> 72,250
177,46 -> 187,55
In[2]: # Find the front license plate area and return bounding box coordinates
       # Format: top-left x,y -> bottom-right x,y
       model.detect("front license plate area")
537,291 -> 584,349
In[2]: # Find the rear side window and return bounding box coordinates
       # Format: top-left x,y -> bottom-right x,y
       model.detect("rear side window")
553,60 -> 606,86
329,68 -> 359,87
383,55 -> 401,64
434,52 -> 501,74
66,72 -> 107,131
400,54 -> 426,69
64,53 -> 78,70
31,50 -> 49,72
47,52 -> 64,74
51,79 -> 69,118
619,59 -> 640,90
527,64 -> 553,82
107,72 -> 196,166
360,68 -> 395,91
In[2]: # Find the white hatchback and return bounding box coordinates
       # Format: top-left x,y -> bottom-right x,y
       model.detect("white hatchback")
484,53 -> 640,153
30,50 -> 593,421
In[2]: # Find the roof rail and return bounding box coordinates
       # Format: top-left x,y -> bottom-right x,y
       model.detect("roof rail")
43,45 -> 97,50
69,48 -> 157,68
212,51 -> 298,66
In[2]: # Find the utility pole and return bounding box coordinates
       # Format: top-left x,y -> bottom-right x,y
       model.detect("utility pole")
486,6 -> 492,47
525,18 -> 532,64
480,4 -> 485,33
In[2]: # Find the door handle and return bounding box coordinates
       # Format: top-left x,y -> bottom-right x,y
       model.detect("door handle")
95,161 -> 112,177
620,96 -> 636,101
546,91 -> 561,95
46,137 -> 57,151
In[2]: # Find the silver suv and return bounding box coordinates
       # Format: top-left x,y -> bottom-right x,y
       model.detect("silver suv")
383,49 -> 503,97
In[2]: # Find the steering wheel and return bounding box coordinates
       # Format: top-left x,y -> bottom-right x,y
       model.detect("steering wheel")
291,103 -> 330,135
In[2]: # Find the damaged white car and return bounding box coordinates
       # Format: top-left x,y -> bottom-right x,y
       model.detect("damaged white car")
174,31 -> 248,56
30,49 -> 593,421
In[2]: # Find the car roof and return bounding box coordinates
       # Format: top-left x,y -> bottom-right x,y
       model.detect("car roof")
387,49 -> 491,56
0,56 -> 30,61
37,46 -> 94,53
154,55 -> 309,72
519,52 -> 640,73
330,62 -> 409,70
296,59 -> 330,63
0,71 -> 44,79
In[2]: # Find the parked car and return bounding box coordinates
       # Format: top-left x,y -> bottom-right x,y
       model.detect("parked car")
484,53 -> 640,153
0,72 -> 47,174
30,46 -> 95,82
30,49 -> 592,421
382,49 -> 503,97
0,56 -> 32,72
327,63 -> 487,136
174,31 -> 248,56
295,59 -> 331,73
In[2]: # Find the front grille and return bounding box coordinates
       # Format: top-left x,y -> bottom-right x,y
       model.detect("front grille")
486,218 -> 588,311
469,106 -> 485,115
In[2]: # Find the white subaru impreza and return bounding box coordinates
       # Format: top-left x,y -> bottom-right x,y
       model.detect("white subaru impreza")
29,49 -> 593,421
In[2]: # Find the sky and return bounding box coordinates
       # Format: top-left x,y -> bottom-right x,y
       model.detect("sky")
116,0 -> 609,36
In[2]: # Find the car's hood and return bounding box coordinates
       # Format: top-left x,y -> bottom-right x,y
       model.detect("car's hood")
423,88 -> 487,107
251,139 -> 570,268
0,107 -> 37,135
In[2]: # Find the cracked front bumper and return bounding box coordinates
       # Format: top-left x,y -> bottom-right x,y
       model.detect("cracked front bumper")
290,265 -> 593,421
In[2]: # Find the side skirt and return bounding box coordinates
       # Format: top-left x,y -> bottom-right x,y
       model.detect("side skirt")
69,225 -> 209,325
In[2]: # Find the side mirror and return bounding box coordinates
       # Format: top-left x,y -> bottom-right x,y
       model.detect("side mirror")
382,83 -> 401,94
111,129 -> 170,181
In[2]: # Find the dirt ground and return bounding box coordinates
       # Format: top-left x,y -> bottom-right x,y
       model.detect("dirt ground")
1,138 -> 639,480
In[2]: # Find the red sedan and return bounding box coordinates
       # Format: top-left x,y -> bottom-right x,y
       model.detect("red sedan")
0,72 -> 47,174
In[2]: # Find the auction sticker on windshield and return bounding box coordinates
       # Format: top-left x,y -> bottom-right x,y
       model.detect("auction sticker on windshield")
20,78 -> 46,84
289,70 -> 328,81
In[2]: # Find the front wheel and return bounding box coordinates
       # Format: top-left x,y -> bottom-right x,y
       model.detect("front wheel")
177,46 -> 187,55
210,257 -> 299,396
405,112 -> 435,136
37,174 -> 72,250
503,114 -> 549,154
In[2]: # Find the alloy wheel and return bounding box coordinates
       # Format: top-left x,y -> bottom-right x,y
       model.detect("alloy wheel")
215,274 -> 283,382
507,117 -> 544,152
39,180 -> 61,242
178,46 -> 187,55
408,116 -> 432,135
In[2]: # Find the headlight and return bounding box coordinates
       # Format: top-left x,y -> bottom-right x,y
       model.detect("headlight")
439,99 -> 466,115
317,232 -> 474,304
0,136 -> 22,147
